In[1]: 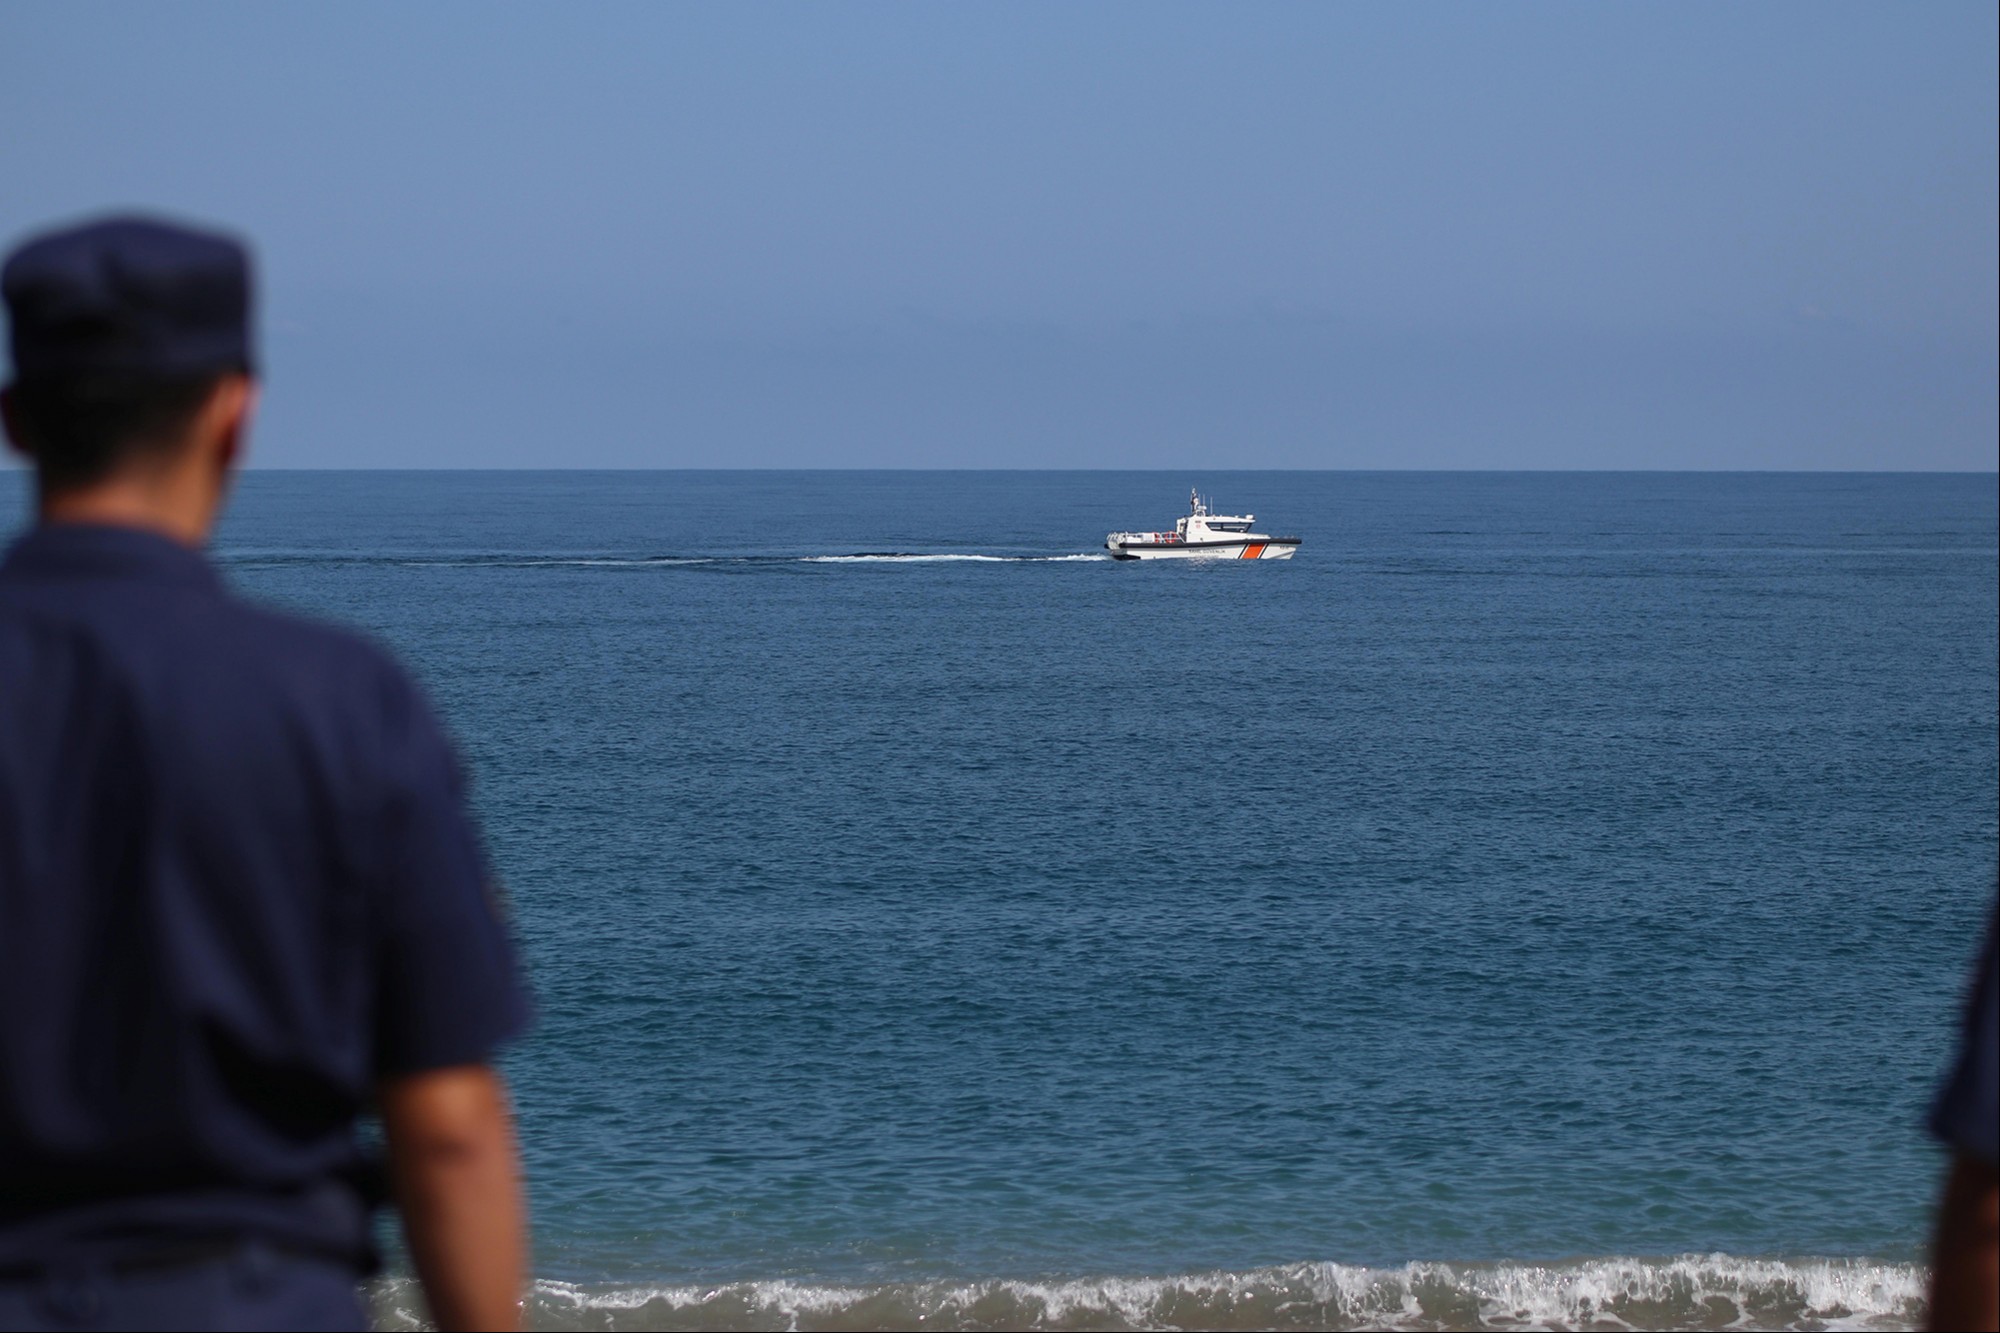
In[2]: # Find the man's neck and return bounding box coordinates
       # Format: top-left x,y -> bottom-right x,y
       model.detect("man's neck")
39,477 -> 217,548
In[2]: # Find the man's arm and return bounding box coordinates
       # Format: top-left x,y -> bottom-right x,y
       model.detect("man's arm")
380,1064 -> 527,1333
1929,1151 -> 2000,1332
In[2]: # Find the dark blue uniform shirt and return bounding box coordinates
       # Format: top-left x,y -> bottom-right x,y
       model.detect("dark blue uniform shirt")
1931,909 -> 1998,1167
0,524 -> 529,1269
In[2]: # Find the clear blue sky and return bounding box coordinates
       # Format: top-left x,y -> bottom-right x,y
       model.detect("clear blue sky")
2,2 -> 1994,469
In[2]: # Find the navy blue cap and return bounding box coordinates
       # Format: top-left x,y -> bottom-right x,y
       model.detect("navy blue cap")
3,214 -> 255,381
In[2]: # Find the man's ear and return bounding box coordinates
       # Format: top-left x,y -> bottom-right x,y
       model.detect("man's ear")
200,374 -> 256,476
0,385 -> 36,462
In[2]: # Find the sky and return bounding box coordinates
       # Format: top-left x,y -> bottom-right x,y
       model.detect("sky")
1,2 -> 1994,469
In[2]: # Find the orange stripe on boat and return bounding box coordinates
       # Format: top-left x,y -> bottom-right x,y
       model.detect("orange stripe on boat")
1242,544 -> 1265,560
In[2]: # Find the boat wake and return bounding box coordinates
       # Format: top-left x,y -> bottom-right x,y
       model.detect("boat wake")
368,1254 -> 1927,1331
218,551 -> 1114,570
801,552 -> 1110,564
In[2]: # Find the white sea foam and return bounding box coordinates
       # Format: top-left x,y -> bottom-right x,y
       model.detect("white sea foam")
368,1254 -> 1928,1331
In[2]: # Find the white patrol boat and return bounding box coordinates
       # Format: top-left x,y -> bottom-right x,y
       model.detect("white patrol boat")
1106,490 -> 1301,561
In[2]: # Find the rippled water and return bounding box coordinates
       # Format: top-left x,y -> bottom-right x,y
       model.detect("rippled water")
11,469 -> 1991,1330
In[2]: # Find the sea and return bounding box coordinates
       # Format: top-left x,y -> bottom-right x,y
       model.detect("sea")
9,469 -> 1996,1331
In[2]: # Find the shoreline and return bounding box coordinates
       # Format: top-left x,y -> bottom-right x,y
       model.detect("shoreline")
370,1252 -> 1930,1331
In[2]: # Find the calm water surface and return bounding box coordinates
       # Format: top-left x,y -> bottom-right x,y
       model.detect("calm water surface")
8,470 -> 1993,1329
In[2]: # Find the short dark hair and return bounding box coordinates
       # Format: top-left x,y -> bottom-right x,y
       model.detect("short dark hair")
5,371 -> 230,491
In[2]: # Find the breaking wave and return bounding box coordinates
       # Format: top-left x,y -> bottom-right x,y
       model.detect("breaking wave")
368,1254 -> 1927,1331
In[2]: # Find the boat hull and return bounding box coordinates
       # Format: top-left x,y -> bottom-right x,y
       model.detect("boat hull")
1107,539 -> 1300,561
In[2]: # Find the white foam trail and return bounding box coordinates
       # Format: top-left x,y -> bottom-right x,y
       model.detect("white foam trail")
504,557 -> 718,567
220,551 -> 1111,568
803,553 -> 1006,563
800,553 -> 1109,563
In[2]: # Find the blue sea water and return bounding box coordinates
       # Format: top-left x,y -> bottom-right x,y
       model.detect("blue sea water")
12,470 -> 1995,1330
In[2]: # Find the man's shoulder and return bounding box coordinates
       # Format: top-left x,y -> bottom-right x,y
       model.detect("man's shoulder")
215,595 -> 405,679
1932,913 -> 1999,1166
0,526 -> 416,698
0,568 -> 424,730
197,595 -> 435,729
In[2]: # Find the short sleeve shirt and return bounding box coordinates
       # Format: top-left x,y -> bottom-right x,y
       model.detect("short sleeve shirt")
1930,907 -> 1998,1166
0,524 -> 530,1267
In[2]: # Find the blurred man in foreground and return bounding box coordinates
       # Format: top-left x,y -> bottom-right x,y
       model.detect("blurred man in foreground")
1927,908 -> 1997,1331
0,215 -> 530,1331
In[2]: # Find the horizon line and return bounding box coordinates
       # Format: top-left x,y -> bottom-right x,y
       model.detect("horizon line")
231,464 -> 1999,475
4,464 -> 1997,476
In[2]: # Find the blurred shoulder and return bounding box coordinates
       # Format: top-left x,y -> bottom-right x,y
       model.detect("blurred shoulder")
205,594 -> 435,723
224,594 -> 403,671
